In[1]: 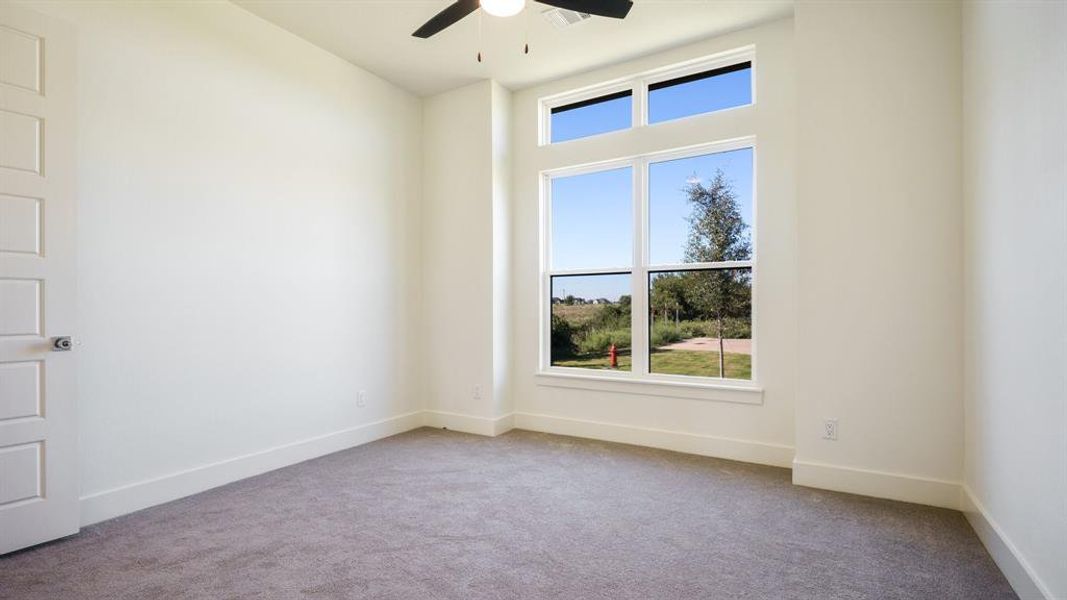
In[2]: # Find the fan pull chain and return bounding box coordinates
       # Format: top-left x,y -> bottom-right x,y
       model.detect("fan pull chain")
523,4 -> 530,55
477,11 -> 483,63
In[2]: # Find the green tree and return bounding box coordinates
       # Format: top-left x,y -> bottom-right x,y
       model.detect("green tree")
650,273 -> 685,326
682,169 -> 752,377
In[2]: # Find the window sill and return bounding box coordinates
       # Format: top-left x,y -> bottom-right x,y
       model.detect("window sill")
534,370 -> 763,405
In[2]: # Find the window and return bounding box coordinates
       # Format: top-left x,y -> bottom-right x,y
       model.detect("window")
647,62 -> 752,124
551,273 -> 632,371
647,148 -> 753,380
540,48 -> 758,387
550,90 -> 632,144
544,143 -> 755,382
541,48 -> 754,145
547,167 -> 633,371
649,268 -> 751,379
550,167 -> 632,270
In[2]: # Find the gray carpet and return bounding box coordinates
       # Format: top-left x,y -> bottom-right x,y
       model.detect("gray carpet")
0,427 -> 1015,599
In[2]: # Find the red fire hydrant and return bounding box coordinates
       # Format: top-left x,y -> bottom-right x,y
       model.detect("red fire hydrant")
609,343 -> 618,369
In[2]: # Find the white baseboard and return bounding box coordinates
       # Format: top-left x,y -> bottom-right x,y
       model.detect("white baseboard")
791,459 -> 961,509
491,412 -> 516,436
79,411 -> 424,527
513,412 -> 794,468
960,485 -> 1052,600
423,410 -> 515,437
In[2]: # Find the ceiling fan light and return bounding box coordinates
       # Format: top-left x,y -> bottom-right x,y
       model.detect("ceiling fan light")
481,0 -> 525,18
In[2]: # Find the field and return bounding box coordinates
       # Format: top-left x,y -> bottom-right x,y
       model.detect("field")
551,303 -> 603,325
553,348 -> 751,379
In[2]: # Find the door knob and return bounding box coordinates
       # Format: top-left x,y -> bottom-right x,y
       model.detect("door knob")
52,336 -> 73,351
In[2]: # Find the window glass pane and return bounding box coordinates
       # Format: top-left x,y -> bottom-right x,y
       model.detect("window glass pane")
648,268 -> 751,380
551,91 -> 632,143
551,166 -> 632,270
649,148 -> 753,266
551,274 -> 631,372
648,62 -> 751,124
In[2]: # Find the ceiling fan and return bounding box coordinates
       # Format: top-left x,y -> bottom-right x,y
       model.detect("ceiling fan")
413,0 -> 633,39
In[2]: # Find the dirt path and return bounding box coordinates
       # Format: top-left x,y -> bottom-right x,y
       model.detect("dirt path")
659,337 -> 752,355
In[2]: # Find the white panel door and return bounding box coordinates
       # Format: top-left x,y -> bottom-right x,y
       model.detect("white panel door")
0,4 -> 78,554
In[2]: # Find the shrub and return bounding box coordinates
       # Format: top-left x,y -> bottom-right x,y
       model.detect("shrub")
550,314 -> 578,358
650,323 -> 684,347
671,319 -> 751,339
589,302 -> 630,331
678,320 -> 709,338
720,317 -> 751,339
577,328 -> 631,355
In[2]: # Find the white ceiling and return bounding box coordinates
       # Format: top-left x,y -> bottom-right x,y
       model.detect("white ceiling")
234,0 -> 793,96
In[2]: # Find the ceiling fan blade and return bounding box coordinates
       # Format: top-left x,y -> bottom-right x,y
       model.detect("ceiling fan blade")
413,0 -> 480,38
536,0 -> 633,19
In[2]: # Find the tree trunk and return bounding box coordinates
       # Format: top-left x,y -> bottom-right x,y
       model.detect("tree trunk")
717,318 -> 725,378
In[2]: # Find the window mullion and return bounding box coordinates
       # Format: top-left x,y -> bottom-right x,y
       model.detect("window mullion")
634,80 -> 647,128
632,158 -> 649,376
540,173 -> 551,370
541,271 -> 550,370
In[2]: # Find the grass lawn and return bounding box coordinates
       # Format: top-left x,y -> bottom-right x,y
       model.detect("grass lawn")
553,349 -> 751,379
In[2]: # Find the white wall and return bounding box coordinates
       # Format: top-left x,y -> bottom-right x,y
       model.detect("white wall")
19,0 -> 423,519
421,80 -> 513,433
962,2 -> 1066,597
490,81 -> 514,426
509,19 -> 797,466
792,0 -> 964,507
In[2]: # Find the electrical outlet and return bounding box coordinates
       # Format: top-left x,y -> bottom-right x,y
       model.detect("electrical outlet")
356,390 -> 367,408
823,419 -> 838,441
472,385 -> 482,400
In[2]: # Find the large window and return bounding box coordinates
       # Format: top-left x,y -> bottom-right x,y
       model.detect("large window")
540,48 -> 758,386
544,143 -> 754,382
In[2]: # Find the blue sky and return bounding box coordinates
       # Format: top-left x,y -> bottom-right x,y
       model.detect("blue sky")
551,95 -> 631,143
551,166 -> 633,272
549,66 -> 753,300
551,273 -> 630,303
648,68 -> 751,124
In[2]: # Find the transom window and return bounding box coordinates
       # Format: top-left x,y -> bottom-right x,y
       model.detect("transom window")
543,142 -> 755,382
542,48 -> 754,145
549,91 -> 632,144
647,61 -> 751,124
